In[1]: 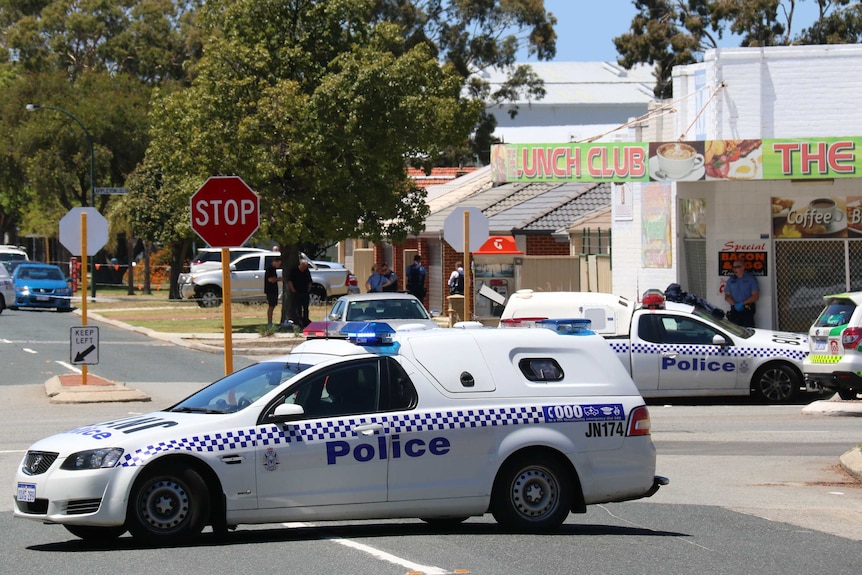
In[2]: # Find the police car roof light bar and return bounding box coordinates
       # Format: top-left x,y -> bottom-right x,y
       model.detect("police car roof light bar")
535,318 -> 593,335
641,289 -> 666,310
340,321 -> 396,346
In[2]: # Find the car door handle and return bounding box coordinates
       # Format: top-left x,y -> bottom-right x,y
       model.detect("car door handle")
220,454 -> 244,465
353,423 -> 384,436
662,352 -> 678,358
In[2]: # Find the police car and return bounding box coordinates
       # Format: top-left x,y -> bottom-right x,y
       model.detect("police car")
14,322 -> 666,544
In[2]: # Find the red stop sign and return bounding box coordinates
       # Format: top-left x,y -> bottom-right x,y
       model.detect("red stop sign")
190,176 -> 260,247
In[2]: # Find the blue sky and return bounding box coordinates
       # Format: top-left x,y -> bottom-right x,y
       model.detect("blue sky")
528,0 -> 823,62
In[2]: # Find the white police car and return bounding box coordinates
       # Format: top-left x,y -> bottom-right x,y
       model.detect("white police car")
14,322 -> 666,544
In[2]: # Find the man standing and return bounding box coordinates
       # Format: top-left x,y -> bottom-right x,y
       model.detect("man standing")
288,259 -> 313,328
380,263 -> 398,292
724,261 -> 759,327
406,255 -> 427,302
448,261 -> 465,295
264,255 -> 281,326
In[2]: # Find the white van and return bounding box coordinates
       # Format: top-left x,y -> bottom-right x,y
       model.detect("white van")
499,289 -> 633,335
14,322 -> 666,544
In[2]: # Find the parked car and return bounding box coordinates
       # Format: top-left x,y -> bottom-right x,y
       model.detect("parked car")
0,244 -> 28,263
181,251 -> 282,307
177,247 -> 269,298
0,262 -> 14,314
803,292 -> 862,400
304,293 -> 439,338
10,263 -> 73,312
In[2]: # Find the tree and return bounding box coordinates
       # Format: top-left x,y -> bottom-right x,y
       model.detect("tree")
133,0 -> 555,320
615,0 -> 862,98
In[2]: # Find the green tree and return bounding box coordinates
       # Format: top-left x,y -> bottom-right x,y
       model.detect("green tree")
131,0 -> 556,314
614,0 -> 862,98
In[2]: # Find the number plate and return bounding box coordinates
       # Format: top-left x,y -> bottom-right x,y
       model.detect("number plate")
813,337 -> 827,351
17,483 -> 36,503
36,295 -> 49,302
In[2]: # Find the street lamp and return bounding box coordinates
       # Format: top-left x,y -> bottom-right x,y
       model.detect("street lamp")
26,103 -> 97,300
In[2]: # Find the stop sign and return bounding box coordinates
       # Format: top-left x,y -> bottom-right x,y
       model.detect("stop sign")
190,176 -> 260,247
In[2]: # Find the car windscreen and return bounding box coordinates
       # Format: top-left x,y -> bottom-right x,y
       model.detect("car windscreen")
167,361 -> 312,414
18,267 -> 64,281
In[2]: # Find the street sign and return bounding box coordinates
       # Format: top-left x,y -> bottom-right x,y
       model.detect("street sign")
443,207 -> 489,252
70,326 -> 99,365
190,176 -> 260,247
59,207 -> 109,256
94,187 -> 129,195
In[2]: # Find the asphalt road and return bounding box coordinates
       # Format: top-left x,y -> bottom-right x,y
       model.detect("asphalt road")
0,307 -> 860,574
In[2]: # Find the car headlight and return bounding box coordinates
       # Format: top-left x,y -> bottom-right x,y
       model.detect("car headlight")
60,448 -> 124,470
57,287 -> 71,296
16,286 -> 29,295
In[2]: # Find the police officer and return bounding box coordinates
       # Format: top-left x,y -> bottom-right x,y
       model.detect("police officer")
725,261 -> 759,327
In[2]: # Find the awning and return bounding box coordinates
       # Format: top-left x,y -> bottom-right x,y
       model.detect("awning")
474,236 -> 524,255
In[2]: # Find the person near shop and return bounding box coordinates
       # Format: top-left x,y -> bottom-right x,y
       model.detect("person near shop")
448,261 -> 465,295
365,263 -> 392,293
725,261 -> 759,327
406,255 -> 427,301
288,259 -> 313,328
264,256 -> 282,326
380,262 -> 398,292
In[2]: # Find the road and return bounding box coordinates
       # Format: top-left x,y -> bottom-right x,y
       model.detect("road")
0,308 -> 860,574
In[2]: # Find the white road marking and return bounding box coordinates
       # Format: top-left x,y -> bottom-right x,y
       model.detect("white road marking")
56,361 -> 82,374
283,522 -> 449,574
22,348 -> 37,354
0,450 -> 26,454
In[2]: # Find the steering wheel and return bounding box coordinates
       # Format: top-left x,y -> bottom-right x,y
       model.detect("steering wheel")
237,396 -> 252,410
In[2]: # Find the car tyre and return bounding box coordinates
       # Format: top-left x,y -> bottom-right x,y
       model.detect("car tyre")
127,464 -> 210,544
491,453 -> 571,532
64,524 -> 127,541
197,286 -> 222,308
752,363 -> 799,403
837,388 -> 860,400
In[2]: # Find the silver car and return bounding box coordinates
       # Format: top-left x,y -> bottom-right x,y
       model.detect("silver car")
304,293 -> 439,338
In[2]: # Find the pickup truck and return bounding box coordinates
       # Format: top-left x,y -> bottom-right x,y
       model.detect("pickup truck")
180,251 -> 352,308
500,289 -> 814,403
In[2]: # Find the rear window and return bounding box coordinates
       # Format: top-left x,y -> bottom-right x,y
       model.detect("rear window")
192,252 -> 221,265
813,300 -> 856,328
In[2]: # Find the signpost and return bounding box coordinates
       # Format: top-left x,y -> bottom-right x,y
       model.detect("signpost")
443,207 -> 489,322
59,207 -> 109,385
70,326 -> 99,365
190,176 -> 260,375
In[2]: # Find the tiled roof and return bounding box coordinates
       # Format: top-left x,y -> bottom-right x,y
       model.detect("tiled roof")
407,166 -> 481,188
520,182 -> 612,233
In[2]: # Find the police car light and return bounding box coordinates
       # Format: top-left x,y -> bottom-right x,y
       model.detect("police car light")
303,321 -> 330,339
535,318 -> 593,335
500,317 -> 548,328
641,289 -> 666,309
339,322 -> 397,346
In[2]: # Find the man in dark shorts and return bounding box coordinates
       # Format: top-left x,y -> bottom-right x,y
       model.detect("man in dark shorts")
265,256 -> 282,326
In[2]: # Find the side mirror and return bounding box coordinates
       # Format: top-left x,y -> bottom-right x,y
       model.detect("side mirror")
269,403 -> 305,423
712,334 -> 729,346
328,313 -> 340,321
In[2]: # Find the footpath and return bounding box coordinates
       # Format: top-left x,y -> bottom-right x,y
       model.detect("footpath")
46,306 -> 862,483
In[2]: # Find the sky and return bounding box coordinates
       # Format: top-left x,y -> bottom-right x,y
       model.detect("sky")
527,0 -> 824,63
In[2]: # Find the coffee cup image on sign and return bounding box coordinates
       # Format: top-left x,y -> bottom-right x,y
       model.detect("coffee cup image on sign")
807,198 -> 846,232
655,143 -> 704,179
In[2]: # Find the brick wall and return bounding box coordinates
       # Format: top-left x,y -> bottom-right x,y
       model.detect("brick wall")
525,235 -> 571,256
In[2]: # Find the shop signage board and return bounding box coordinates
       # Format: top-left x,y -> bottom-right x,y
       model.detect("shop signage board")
491,137 -> 862,184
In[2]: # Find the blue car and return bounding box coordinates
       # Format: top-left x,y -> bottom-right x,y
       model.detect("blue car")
11,263 -> 73,312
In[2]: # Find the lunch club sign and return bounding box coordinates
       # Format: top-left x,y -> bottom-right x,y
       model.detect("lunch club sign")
490,137 -> 862,184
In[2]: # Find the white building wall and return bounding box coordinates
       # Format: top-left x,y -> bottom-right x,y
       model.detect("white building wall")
673,45 -> 862,140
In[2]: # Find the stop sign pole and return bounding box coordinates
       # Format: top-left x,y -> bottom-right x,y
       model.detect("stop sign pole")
190,176 -> 260,375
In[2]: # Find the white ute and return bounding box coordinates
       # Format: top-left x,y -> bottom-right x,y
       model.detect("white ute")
14,322 -> 666,544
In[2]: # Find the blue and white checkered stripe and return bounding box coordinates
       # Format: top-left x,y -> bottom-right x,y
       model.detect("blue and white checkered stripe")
609,341 -> 806,361
119,406 -> 544,467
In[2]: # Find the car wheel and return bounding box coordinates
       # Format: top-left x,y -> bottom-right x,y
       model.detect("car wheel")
64,524 -> 127,541
491,453 -> 571,532
309,284 -> 327,306
197,286 -> 222,308
127,464 -> 210,544
837,388 -> 860,400
752,363 -> 799,403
